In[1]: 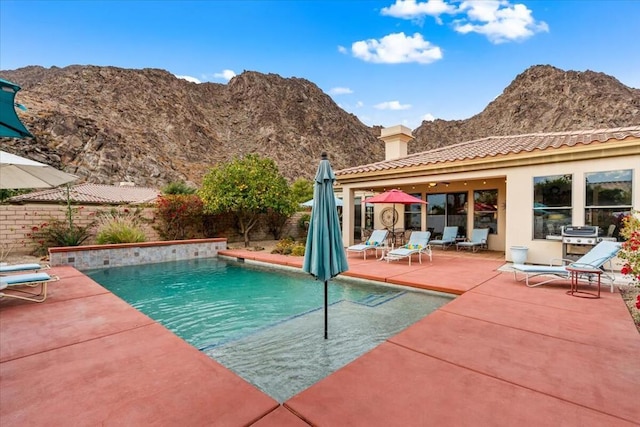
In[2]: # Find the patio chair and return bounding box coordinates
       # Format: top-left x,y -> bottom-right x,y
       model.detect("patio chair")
383,231 -> 432,266
512,240 -> 622,292
0,263 -> 49,275
429,226 -> 459,250
346,229 -> 389,260
0,272 -> 59,303
456,228 -> 489,252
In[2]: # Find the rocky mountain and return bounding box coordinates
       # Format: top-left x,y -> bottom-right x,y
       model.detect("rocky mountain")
0,66 -> 383,186
412,65 -> 640,151
1,64 -> 639,187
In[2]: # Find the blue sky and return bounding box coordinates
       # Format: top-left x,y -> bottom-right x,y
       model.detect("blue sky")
1,1 -> 639,130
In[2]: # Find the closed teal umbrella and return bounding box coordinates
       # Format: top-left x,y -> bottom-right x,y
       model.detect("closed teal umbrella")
303,152 -> 349,339
0,78 -> 33,138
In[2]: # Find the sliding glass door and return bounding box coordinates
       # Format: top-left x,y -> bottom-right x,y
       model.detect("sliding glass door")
427,192 -> 467,238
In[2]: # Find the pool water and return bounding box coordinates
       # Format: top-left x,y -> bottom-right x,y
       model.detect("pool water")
86,257 -> 453,402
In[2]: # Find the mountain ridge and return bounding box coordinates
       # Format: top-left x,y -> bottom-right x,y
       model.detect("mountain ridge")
1,64 -> 638,187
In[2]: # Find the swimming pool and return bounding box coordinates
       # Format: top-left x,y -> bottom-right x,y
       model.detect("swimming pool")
86,257 -> 453,402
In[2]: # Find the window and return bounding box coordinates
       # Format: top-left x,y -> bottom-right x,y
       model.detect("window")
403,193 -> 423,230
585,169 -> 632,241
533,174 -> 572,239
427,192 -> 467,238
473,190 -> 498,234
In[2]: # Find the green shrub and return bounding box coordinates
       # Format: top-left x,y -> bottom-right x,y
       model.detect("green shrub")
291,244 -> 306,256
154,194 -> 205,240
27,207 -> 95,256
94,208 -> 148,244
298,213 -> 310,231
162,181 -> 197,195
96,220 -> 146,244
271,238 -> 305,256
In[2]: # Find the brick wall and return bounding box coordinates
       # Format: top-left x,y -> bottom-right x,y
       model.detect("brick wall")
0,204 -> 159,257
1,204 -> 309,257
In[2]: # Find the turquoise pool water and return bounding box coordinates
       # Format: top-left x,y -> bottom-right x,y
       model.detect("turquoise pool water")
86,257 -> 453,402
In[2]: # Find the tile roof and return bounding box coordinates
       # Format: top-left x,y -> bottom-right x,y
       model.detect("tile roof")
336,126 -> 640,176
9,183 -> 160,204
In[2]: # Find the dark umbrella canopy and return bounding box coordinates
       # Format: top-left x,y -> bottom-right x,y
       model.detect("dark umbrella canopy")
303,153 -> 349,338
0,78 -> 33,138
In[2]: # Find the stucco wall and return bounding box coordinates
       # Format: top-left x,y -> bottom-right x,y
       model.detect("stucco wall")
504,154 -> 639,266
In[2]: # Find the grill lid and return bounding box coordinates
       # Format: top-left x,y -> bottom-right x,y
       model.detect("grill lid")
562,225 -> 599,237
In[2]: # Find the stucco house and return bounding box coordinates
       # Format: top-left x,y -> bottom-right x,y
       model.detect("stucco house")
335,125 -> 640,266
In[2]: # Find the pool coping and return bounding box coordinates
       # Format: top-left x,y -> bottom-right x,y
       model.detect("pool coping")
1,247 -> 639,425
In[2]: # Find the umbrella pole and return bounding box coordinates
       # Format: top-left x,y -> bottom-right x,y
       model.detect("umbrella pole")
324,280 -> 328,339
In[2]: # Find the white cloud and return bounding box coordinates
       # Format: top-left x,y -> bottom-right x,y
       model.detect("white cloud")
374,101 -> 412,110
351,32 -> 442,64
381,0 -> 458,24
422,113 -> 435,121
213,69 -> 237,81
337,45 -> 348,54
329,87 -> 354,95
175,75 -> 201,84
356,101 -> 364,108
454,0 -> 549,43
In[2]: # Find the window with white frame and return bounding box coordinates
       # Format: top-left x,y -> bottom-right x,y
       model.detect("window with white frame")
533,174 -> 572,239
585,169 -> 632,241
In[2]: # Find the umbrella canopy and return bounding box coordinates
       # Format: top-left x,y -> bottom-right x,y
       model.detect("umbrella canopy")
364,189 -> 427,245
0,78 -> 33,138
303,153 -> 349,339
0,150 -> 78,189
300,195 -> 343,207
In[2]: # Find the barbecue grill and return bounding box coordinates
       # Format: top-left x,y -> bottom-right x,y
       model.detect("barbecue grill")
562,225 -> 599,261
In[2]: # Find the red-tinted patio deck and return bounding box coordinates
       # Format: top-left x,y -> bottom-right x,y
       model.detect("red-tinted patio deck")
1,248 -> 638,426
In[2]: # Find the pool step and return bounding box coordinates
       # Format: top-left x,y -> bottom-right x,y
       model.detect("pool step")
353,291 -> 406,307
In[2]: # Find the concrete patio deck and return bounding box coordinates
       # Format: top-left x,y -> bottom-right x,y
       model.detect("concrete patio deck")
1,248 -> 638,426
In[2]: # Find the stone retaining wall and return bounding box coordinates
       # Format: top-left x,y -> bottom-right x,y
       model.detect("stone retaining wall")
49,238 -> 227,270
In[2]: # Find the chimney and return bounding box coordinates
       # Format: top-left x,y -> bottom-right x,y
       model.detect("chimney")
379,125 -> 413,160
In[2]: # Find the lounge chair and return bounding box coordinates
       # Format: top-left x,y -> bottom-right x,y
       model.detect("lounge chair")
346,229 -> 389,260
384,231 -> 432,265
0,272 -> 59,303
0,263 -> 49,275
429,226 -> 459,250
512,240 -> 622,292
456,228 -> 489,252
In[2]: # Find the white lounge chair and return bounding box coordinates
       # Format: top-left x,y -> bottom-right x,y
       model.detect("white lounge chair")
346,229 -> 389,260
429,226 -> 459,250
0,263 -> 49,275
512,240 -> 622,292
0,272 -> 59,303
384,231 -> 432,265
456,228 -> 489,252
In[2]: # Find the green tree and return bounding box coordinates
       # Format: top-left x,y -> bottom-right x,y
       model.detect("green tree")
199,154 -> 295,247
291,178 -> 314,205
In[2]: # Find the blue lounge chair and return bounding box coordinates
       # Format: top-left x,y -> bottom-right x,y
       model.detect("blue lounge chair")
512,240 -> 622,292
0,272 -> 59,303
384,231 -> 432,265
429,226 -> 459,250
456,228 -> 489,252
346,229 -> 389,260
0,263 -> 49,275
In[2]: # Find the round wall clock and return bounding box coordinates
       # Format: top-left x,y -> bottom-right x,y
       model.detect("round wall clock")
380,207 -> 398,227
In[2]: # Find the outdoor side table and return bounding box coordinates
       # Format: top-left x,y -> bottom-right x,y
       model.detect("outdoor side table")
566,265 -> 602,299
